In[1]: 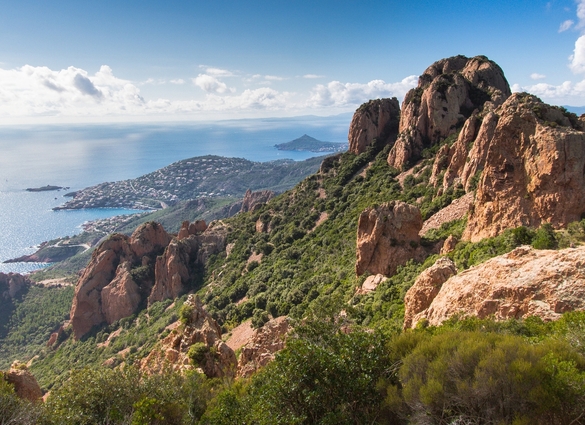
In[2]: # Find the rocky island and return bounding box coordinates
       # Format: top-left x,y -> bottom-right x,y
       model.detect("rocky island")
25,185 -> 66,192
274,134 -> 347,152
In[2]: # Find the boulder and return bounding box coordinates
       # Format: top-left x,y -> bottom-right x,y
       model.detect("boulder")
403,257 -> 458,328
406,245 -> 585,327
241,189 -> 274,213
4,367 -> 42,402
348,98 -> 400,154
355,201 -> 425,276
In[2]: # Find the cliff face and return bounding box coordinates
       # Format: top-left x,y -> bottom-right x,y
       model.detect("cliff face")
461,94 -> 585,241
348,98 -> 400,154
405,246 -> 585,328
387,55 -> 511,169
355,201 -> 426,277
70,221 -> 226,339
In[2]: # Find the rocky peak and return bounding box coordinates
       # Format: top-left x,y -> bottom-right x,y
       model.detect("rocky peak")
387,55 -> 511,169
348,98 -> 400,154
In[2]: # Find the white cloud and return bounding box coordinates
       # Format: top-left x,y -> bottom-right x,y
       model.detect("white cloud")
307,76 -> 418,107
199,66 -> 235,77
193,74 -> 234,93
0,64 -> 145,118
204,87 -> 289,110
170,78 -> 185,85
569,35 -> 585,73
530,73 -> 546,80
303,74 -> 324,79
559,19 -> 575,32
577,0 -> 585,29
264,75 -> 285,81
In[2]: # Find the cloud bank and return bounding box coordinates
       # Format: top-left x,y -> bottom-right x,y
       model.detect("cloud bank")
0,64 -> 419,122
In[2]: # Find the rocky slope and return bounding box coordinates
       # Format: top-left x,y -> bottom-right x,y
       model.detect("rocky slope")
140,295 -> 236,378
404,246 -> 585,328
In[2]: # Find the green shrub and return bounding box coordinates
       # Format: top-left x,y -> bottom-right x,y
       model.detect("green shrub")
532,222 -> 558,249
188,342 -> 209,366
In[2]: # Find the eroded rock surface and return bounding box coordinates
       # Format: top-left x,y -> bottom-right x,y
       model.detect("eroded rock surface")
403,257 -> 458,329
406,246 -> 585,328
237,317 -> 290,378
0,273 -> 31,300
348,98 -> 400,154
140,295 -> 236,378
461,94 -> 585,241
71,221 -> 227,339
388,55 -> 510,169
356,201 -> 426,276
3,366 -> 43,401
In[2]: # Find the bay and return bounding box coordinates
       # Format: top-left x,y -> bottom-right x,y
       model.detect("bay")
0,114 -> 351,273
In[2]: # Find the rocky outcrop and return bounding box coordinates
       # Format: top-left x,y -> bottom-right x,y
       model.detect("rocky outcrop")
388,55 -> 511,169
140,295 -> 236,378
101,262 -> 142,324
0,273 -> 31,300
460,94 -> 585,241
403,257 -> 458,329
356,274 -> 388,295
356,201 -> 426,276
348,98 -> 400,154
237,317 -> 290,378
405,246 -> 585,328
178,220 -> 207,240
240,189 -> 274,213
3,366 -> 43,401
70,221 -> 227,339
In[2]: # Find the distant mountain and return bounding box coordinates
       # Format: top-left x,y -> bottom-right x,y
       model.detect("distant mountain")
275,134 -> 347,152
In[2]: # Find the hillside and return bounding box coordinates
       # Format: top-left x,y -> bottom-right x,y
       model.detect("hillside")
4,55 -> 585,424
56,155 -> 325,210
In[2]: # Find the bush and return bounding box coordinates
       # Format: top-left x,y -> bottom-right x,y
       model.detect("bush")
532,222 -> 558,249
188,342 -> 209,366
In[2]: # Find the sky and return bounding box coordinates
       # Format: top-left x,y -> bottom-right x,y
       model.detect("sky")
1,0 -> 585,124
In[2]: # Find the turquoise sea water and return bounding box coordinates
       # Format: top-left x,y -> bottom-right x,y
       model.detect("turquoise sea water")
0,114 -> 351,273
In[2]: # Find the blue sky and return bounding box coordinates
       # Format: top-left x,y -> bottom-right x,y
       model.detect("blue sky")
0,0 -> 584,123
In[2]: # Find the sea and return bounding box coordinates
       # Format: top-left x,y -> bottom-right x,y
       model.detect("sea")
0,114 -> 351,274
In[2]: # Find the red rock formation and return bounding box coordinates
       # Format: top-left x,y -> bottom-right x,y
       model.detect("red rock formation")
403,257 -> 457,329
388,55 -> 510,169
460,94 -> 585,241
355,201 -> 426,276
241,189 -> 274,213
348,98 -> 400,154
140,295 -> 236,378
71,220 -> 226,339
405,246 -> 585,328
101,261 -> 142,324
0,273 -> 31,300
237,316 -> 290,378
4,366 -> 43,402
